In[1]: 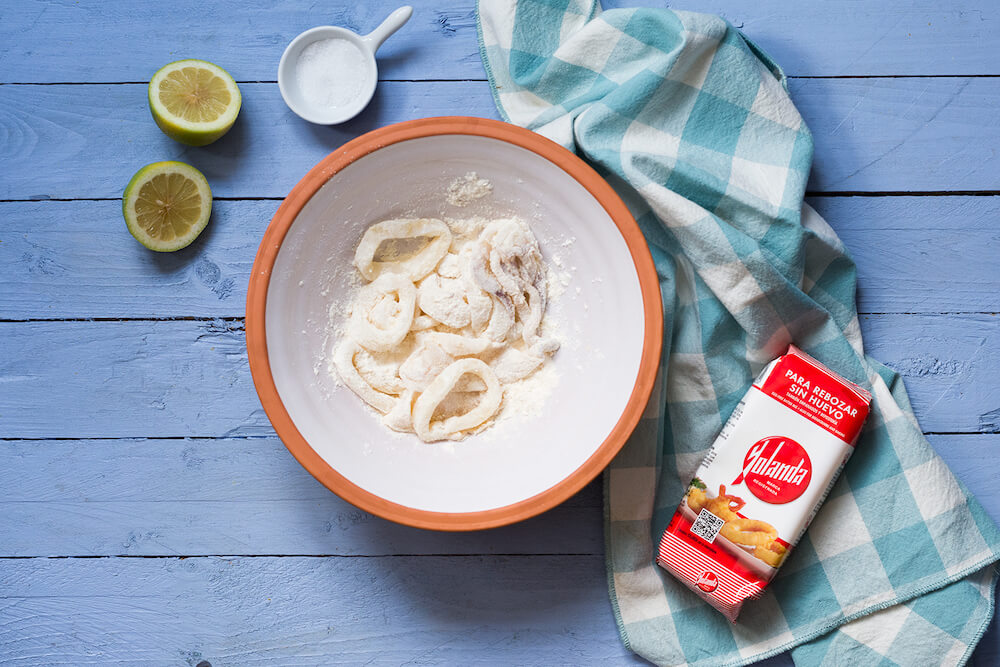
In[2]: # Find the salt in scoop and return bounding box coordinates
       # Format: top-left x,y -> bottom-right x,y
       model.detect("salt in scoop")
278,6 -> 413,125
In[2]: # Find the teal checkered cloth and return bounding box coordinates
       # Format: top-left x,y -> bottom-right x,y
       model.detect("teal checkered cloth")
477,2 -> 1000,665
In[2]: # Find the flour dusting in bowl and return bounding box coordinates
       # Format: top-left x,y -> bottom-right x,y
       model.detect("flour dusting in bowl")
329,176 -> 562,442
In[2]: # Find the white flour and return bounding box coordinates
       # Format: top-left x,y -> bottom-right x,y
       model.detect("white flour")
446,172 -> 494,207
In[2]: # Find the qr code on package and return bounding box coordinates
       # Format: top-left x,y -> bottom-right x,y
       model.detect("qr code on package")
690,509 -> 725,543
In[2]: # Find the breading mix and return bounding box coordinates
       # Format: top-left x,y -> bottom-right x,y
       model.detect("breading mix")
656,345 -> 871,621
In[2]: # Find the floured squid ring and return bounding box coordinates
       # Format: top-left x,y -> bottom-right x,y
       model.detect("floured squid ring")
436,253 -> 463,279
516,283 -> 545,345
382,390 -> 415,433
484,293 -> 515,342
333,340 -> 396,414
399,335 -> 490,392
483,219 -> 544,298
417,274 -> 470,329
354,218 -> 452,281
353,346 -> 406,395
419,331 -> 491,356
348,273 -> 416,352
462,257 -> 493,334
490,346 -> 543,384
412,359 -> 502,442
410,314 -> 438,331
399,339 -> 453,393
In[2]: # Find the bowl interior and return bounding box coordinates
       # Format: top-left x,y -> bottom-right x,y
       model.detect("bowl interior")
266,133 -> 647,514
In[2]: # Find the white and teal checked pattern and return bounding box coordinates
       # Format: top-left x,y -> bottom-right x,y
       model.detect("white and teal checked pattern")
477,2 -> 1000,665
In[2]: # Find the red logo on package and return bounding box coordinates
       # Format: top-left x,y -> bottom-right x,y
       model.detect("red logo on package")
696,571 -> 719,592
734,437 -> 812,504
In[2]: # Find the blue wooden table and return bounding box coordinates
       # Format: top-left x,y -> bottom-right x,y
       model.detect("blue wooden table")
1,1 -> 998,664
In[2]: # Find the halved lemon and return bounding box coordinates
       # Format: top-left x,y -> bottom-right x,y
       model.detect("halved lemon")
149,59 -> 241,146
123,161 -> 212,252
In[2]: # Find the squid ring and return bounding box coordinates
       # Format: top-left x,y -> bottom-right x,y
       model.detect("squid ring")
484,293 -> 515,342
517,283 -> 546,345
353,346 -> 406,395
753,542 -> 787,568
382,390 -> 416,433
333,341 -> 396,414
419,331 -> 491,356
411,358 -> 502,442
354,218 -> 452,281
348,273 -> 416,352
410,314 -> 439,331
720,519 -> 778,548
417,274 -> 471,329
461,252 -> 493,334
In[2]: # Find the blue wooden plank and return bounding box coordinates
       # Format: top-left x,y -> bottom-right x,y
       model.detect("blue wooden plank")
0,435 -> 992,558
811,196 -> 1000,314
860,313 -> 1000,434
2,79 -> 999,200
0,316 -> 995,438
0,438 -> 602,557
2,197 -> 996,320
792,77 -> 1000,193
603,0 -> 1000,77
0,555 -> 646,665
0,81 -> 498,201
1,0 -> 998,82
0,200 -> 276,319
0,553 -> 993,665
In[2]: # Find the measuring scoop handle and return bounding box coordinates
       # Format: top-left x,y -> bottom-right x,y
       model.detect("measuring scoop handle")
361,5 -> 413,53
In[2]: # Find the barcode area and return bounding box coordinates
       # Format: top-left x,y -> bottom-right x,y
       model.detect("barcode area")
690,509 -> 725,543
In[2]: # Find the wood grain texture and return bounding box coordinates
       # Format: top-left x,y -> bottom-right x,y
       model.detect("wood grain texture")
2,79 -> 999,200
0,200 -> 276,319
0,435 -> 992,558
2,196 -> 996,320
0,316 -> 996,439
0,437 -> 603,558
0,553 -> 993,666
1,0 -> 997,82
791,77 -> 1000,193
0,555 -> 645,666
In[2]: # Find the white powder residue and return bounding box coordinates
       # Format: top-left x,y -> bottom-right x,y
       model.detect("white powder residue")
296,38 -> 369,110
446,172 -> 493,207
444,215 -> 488,245
496,362 -> 559,423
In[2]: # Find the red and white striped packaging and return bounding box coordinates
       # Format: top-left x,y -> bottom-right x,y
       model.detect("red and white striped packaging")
656,345 -> 872,621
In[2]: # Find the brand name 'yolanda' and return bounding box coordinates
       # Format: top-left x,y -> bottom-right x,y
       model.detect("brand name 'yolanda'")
741,440 -> 808,485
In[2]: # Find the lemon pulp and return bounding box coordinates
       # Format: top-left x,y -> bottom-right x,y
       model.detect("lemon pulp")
123,162 -> 212,252
148,59 -> 241,146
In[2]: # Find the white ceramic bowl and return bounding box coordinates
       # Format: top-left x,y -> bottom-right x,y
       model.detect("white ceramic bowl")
247,117 -> 662,530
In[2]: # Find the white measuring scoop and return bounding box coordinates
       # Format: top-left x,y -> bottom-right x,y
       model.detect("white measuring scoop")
278,6 -> 413,125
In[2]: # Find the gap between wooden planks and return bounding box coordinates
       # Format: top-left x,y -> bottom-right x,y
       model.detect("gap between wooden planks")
2,197 -> 997,318
1,78 -> 998,198
0,434 -> 994,558
2,0 -> 999,80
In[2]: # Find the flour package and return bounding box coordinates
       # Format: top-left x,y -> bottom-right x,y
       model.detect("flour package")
656,345 -> 872,621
